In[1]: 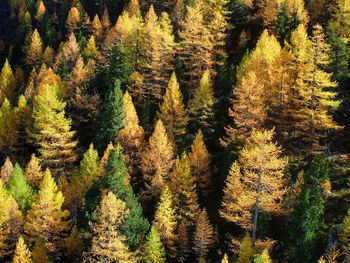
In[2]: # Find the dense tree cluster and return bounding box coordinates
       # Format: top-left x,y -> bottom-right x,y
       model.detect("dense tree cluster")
0,0 -> 350,262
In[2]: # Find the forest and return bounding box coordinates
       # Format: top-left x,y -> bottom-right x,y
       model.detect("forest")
0,0 -> 349,262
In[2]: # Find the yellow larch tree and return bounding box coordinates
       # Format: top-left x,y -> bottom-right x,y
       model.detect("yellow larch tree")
157,72 -> 188,147
83,35 -> 100,59
220,129 -> 288,244
141,119 -> 175,195
0,59 -> 16,103
189,130 -> 212,201
25,29 -> 43,68
0,157 -> 13,184
91,15 -> 102,39
66,6 -> 81,32
13,236 -> 32,263
35,0 -> 45,20
25,154 -> 43,188
84,191 -> 136,263
32,238 -> 51,263
25,169 -> 70,252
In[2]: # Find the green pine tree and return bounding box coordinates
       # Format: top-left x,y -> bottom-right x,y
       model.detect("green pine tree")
143,226 -> 166,263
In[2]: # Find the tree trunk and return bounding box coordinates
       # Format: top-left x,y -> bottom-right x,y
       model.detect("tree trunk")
252,171 -> 262,247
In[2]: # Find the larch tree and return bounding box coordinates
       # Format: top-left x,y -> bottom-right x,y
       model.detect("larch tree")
0,157 -> 13,185
95,79 -> 124,153
143,226 -> 166,263
25,29 -> 43,68
6,163 -> 33,212
117,91 -> 146,181
189,130 -> 212,201
92,15 -> 102,39
83,36 -> 100,59
30,79 -> 77,177
66,6 -> 81,32
35,0 -> 45,20
141,119 -> 175,195
288,24 -> 340,154
0,179 -> 23,258
188,70 -> 215,136
220,129 -> 288,244
193,209 -> 214,262
254,249 -> 272,263
0,59 -> 16,103
13,236 -> 32,263
0,99 -> 17,157
85,191 -> 136,263
178,0 -> 214,89
237,234 -> 254,263
153,185 -> 177,257
32,238 -> 50,263
221,254 -> 229,263
157,72 -> 188,148
25,154 -> 43,188
170,153 -> 199,223
25,169 -> 70,253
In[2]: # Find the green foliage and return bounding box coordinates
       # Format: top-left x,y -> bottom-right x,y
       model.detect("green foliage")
95,80 -> 125,153
82,147 -> 149,248
288,154 -> 329,263
6,163 -> 33,211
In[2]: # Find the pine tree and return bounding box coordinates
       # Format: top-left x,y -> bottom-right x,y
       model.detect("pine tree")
25,169 -> 70,252
220,129 -> 288,243
118,91 -> 146,180
188,70 -> 215,136
143,226 -> 166,263
153,185 -> 177,256
13,236 -> 32,263
189,130 -> 212,201
25,29 -> 43,68
288,154 -> 328,263
0,59 -> 16,103
0,179 -> 23,258
141,120 -> 175,195
95,79 -> 124,153
157,72 -> 188,147
30,80 -> 77,177
193,209 -> 214,262
6,163 -> 33,211
32,238 -> 51,263
83,147 -> 149,248
237,235 -> 254,263
0,157 -> 13,184
170,153 -> 199,223
85,191 -> 136,263
25,154 -> 43,188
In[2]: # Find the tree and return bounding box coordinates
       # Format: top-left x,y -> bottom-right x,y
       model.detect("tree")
188,69 -> 215,136
189,130 -> 212,201
340,207 -> 350,248
83,147 -> 149,248
35,0 -> 46,20
0,59 -> 16,103
6,163 -> 33,211
30,79 -> 77,177
118,91 -> 146,180
32,238 -> 51,263
25,154 -> 43,188
95,79 -> 124,153
25,169 -> 70,252
83,36 -> 100,59
157,72 -> 188,147
141,120 -> 175,195
170,153 -> 199,223
85,191 -> 136,263
220,129 -> 288,244
66,6 -> 81,32
178,1 -> 214,89
288,24 -> 340,154
221,254 -> 229,263
0,157 -> 13,184
153,185 -> 177,256
25,29 -> 43,68
288,154 -> 328,263
237,235 -> 254,263
254,249 -> 272,263
143,226 -> 166,263
193,209 -> 214,262
0,99 -> 17,157
13,236 -> 32,263
92,15 -> 102,39
0,179 -> 23,258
